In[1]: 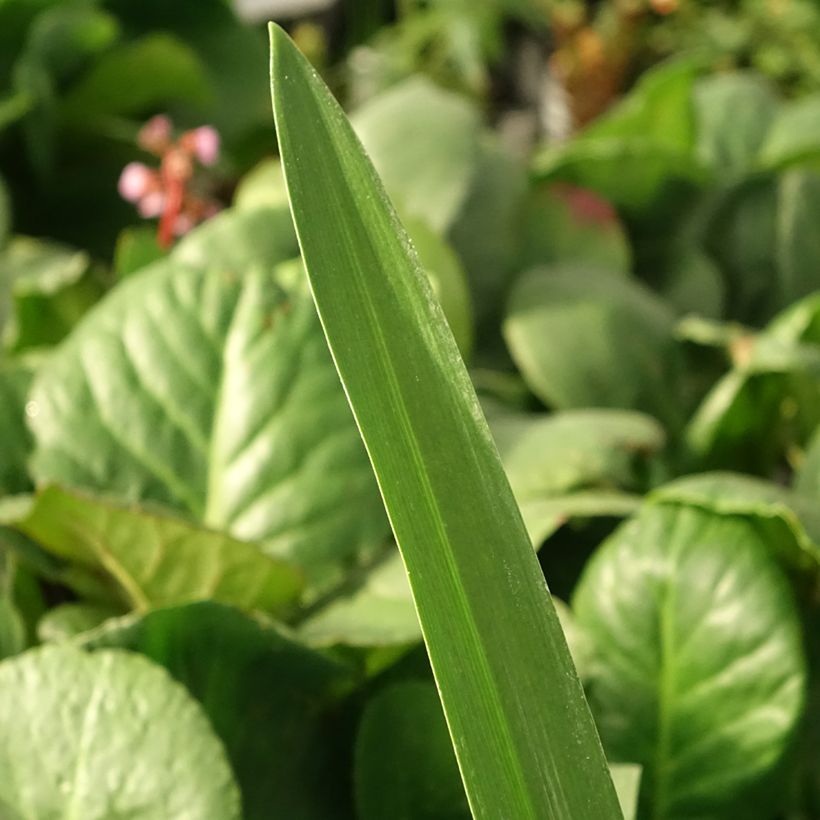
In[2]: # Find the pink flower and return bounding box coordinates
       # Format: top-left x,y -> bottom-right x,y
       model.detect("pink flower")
138,114 -> 172,154
137,190 -> 165,218
118,163 -> 154,203
189,126 -> 220,166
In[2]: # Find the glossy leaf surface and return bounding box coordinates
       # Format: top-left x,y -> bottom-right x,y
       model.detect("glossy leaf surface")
0,645 -> 240,819
574,503 -> 806,819
270,23 -> 620,819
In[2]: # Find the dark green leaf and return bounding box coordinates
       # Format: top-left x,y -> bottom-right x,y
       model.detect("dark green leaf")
694,72 -> 779,177
355,681 -> 471,820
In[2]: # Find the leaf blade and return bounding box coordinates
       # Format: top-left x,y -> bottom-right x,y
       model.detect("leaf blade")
269,23 -> 620,820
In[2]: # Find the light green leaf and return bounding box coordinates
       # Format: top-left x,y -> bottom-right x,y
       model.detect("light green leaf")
29,215 -> 387,577
355,681 -> 472,820
520,491 -> 643,548
491,408 -> 665,502
0,235 -> 92,350
15,485 -> 302,614
504,265 -> 682,425
686,335 -> 820,472
0,644 -> 240,819
270,23 -> 621,819
775,170 -> 820,305
652,471 -> 820,572
234,158 -> 289,211
574,504 -> 806,819
80,601 -> 354,820
758,94 -> 820,169
298,548 -> 420,648
610,764 -> 642,820
37,601 -> 119,643
694,72 -> 779,177
447,135 -> 526,329
351,75 -> 481,233
517,182 -> 631,276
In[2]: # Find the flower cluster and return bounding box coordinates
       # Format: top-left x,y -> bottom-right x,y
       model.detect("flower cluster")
118,115 -> 222,248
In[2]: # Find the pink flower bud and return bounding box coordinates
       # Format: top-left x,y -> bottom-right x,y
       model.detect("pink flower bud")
118,163 -> 153,203
138,114 -> 173,153
173,212 -> 196,237
189,126 -> 220,166
137,190 -> 165,218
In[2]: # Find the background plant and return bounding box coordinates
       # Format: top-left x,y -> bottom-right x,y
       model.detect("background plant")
0,2 -> 820,819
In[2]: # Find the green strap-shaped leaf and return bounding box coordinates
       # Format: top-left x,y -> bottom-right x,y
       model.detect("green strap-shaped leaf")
269,23 -> 620,819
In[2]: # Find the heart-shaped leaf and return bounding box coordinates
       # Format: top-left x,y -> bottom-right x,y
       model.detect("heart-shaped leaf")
504,266 -> 682,425
0,644 -> 240,818
80,601 -> 354,820
29,212 -> 387,577
573,503 -> 806,819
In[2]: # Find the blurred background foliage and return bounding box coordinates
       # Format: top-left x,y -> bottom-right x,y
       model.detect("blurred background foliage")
4,2 -> 820,818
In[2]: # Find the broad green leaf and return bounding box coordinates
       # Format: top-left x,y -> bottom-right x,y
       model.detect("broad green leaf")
703,176 -> 779,324
80,602 -> 354,820
652,471 -> 820,572
37,601 -> 120,642
29,214 -> 387,577
270,23 -> 621,819
173,205 -> 296,273
447,135 -> 526,330
490,408 -> 665,502
61,32 -> 210,121
758,94 -> 820,169
517,183 -> 631,276
355,681 -> 472,820
504,265 -> 682,425
655,245 -> 724,319
520,491 -> 643,548
298,548 -> 421,648
686,335 -> 820,472
693,72 -> 779,177
775,170 -> 820,305
0,644 -> 240,819
574,504 -> 806,819
533,61 -> 703,217
351,75 -> 481,233
15,485 -> 302,613
234,158 -> 289,211
0,358 -> 34,495
0,235 -> 95,351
